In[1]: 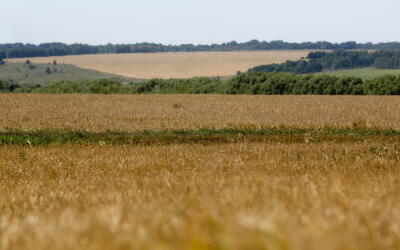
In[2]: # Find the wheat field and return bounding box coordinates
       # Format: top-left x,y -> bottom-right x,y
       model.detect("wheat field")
1,94 -> 400,250
1,143 -> 400,250
1,94 -> 400,131
7,51 -> 309,79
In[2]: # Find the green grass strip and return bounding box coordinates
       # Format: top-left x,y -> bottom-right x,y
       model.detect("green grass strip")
0,127 -> 400,146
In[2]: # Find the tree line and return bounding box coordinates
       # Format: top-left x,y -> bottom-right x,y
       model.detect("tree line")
3,40 -> 400,59
228,72 -> 400,95
1,72 -> 400,95
249,50 -> 400,74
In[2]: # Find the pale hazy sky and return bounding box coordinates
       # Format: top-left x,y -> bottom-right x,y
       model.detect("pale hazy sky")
2,0 -> 399,45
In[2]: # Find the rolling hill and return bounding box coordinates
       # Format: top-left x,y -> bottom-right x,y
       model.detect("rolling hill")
8,51 -> 309,79
0,62 -> 140,84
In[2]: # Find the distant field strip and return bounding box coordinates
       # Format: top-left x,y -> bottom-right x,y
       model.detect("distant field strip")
8,51 -> 309,79
2,95 -> 400,131
1,127 -> 400,146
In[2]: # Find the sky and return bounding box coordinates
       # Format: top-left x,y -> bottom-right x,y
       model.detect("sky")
2,0 -> 400,45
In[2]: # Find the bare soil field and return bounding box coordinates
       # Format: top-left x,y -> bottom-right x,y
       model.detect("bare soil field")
1,94 -> 400,131
8,51 -> 309,79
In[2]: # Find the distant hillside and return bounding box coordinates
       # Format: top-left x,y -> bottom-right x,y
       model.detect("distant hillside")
1,40 -> 400,59
249,50 -> 400,74
8,51 -> 309,79
320,68 -> 400,80
0,61 -> 140,84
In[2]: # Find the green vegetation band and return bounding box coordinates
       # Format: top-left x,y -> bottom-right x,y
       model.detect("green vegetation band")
1,127 -> 400,146
2,72 -> 400,95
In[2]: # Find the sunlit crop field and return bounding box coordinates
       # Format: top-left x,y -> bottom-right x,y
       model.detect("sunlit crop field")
8,51 -> 309,79
1,94 -> 400,131
1,94 -> 400,250
1,143 -> 400,250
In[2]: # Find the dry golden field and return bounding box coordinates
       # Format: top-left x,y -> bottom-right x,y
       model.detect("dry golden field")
1,94 -> 400,250
8,51 -> 309,79
1,143 -> 400,250
1,94 -> 400,131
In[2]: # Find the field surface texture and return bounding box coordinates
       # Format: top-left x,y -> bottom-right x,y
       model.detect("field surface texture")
1,94 -> 400,131
1,94 -> 400,250
8,51 -> 309,79
2,142 -> 400,250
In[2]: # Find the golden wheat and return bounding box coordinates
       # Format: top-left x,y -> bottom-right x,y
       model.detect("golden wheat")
7,51 -> 309,79
1,142 -> 400,250
2,93 -> 400,249
1,94 -> 400,131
